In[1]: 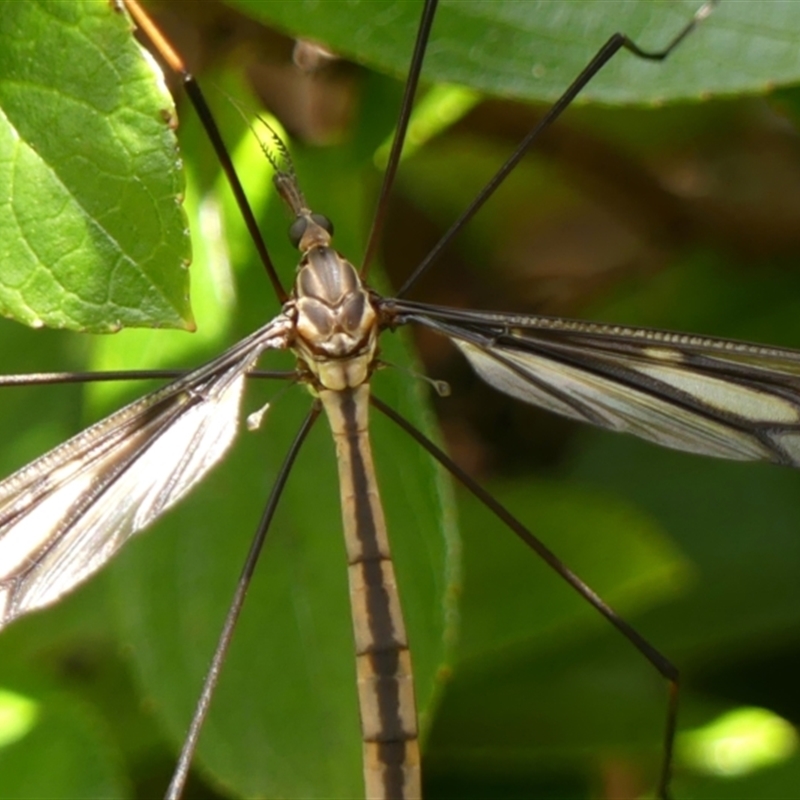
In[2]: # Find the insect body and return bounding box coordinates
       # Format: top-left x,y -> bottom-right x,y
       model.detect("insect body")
2,2 -> 800,799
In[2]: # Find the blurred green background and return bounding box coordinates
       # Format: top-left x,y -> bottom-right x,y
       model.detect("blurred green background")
1,1 -> 800,798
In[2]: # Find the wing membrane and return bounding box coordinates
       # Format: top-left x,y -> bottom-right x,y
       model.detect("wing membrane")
0,317 -> 291,629
393,302 -> 800,467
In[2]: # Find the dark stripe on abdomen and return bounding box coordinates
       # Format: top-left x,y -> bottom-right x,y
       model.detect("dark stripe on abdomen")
320,386 -> 420,799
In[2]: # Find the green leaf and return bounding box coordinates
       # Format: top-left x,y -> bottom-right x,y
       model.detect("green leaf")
0,0 -> 191,332
230,0 -> 800,103
0,684 -> 131,798
424,481 -> 692,775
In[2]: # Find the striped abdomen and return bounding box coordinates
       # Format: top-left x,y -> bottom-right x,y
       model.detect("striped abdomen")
319,384 -> 420,800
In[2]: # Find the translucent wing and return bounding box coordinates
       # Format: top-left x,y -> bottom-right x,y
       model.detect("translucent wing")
395,302 -> 800,466
0,317 -> 291,629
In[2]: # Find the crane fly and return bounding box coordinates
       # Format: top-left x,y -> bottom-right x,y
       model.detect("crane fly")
1,1 -> 800,798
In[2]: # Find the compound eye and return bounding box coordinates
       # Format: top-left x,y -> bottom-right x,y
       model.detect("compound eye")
288,216 -> 307,249
311,213 -> 334,236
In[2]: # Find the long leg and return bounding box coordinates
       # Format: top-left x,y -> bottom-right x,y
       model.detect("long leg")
372,396 -> 680,799
167,406 -> 320,800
